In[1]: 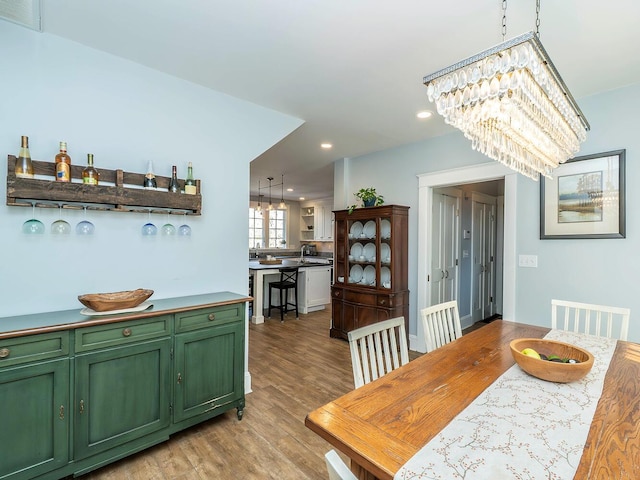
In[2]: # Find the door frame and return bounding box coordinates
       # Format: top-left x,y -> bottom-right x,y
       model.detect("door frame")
416,162 -> 517,353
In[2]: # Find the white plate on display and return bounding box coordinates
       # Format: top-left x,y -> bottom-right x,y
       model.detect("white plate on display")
380,243 -> 391,263
363,265 -> 376,286
350,221 -> 363,238
381,219 -> 391,239
381,267 -> 391,286
363,242 -> 376,261
80,302 -> 153,316
350,242 -> 364,259
363,220 -> 376,238
349,264 -> 364,283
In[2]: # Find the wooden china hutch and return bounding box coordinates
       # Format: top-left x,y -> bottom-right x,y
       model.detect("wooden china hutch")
331,205 -> 409,339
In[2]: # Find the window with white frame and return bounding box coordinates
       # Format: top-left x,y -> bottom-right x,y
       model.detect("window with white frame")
268,209 -> 286,247
249,205 -> 287,249
249,207 -> 264,249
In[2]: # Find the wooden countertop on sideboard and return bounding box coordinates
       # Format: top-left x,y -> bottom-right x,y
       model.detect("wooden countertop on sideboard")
0,291 -> 252,339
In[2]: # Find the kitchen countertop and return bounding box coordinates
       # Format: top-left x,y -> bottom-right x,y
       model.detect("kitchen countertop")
249,258 -> 332,270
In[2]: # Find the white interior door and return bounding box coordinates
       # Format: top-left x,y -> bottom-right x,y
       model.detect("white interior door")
430,191 -> 459,306
471,193 -> 497,322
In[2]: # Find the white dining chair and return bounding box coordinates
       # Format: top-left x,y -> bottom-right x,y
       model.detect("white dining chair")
325,449 -> 357,480
420,300 -> 463,353
551,299 -> 630,341
347,317 -> 409,389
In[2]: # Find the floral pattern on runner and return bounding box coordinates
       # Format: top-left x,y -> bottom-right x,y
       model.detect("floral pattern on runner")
395,330 -> 617,480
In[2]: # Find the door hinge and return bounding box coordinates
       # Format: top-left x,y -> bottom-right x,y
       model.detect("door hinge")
490,296 -> 493,302
170,347 -> 174,359
455,259 -> 459,266
427,274 -> 430,282
170,404 -> 173,415
490,255 -> 494,262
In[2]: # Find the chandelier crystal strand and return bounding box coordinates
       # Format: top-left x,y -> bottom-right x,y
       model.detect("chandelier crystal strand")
424,31 -> 589,180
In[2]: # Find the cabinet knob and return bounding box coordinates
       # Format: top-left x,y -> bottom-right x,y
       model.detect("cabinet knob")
208,313 -> 216,321
79,400 -> 85,414
177,373 -> 182,384
334,291 -> 341,297
122,328 -> 132,337
0,348 -> 9,359
59,405 -> 65,420
379,299 -> 386,306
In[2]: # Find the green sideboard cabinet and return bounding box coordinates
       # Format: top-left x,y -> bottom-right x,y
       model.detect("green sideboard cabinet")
0,332 -> 70,480
0,292 -> 248,480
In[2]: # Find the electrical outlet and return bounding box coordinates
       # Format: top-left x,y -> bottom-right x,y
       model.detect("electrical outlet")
518,254 -> 538,268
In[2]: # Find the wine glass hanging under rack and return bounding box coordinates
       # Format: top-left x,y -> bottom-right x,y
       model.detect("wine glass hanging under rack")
6,155 -> 202,215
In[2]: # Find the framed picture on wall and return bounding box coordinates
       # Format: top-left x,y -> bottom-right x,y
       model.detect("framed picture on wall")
540,150 -> 626,239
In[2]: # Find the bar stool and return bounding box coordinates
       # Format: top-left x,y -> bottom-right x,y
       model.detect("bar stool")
268,267 -> 299,322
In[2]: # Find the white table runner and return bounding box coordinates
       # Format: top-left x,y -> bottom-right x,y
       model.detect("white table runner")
395,330 -> 618,480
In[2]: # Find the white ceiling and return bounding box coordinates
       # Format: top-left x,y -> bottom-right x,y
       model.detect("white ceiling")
38,0 -> 640,200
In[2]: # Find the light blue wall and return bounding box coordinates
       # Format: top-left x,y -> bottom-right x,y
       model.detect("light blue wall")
341,83 -> 639,343
0,22 -> 303,317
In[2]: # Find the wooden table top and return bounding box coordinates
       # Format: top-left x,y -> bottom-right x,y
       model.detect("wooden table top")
305,320 -> 640,480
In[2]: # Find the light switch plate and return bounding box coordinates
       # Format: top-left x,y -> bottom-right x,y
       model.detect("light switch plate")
518,254 -> 538,268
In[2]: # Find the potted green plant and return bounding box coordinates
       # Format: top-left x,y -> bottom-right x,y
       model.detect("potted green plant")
348,187 -> 384,213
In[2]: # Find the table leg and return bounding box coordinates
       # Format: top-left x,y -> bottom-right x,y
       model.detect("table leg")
351,461 -> 381,480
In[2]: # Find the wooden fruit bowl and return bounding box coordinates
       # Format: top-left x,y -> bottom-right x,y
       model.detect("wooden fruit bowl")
78,289 -> 154,312
510,338 -> 594,383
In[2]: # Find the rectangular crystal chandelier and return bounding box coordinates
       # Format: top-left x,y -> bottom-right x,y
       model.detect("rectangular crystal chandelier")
423,31 -> 590,180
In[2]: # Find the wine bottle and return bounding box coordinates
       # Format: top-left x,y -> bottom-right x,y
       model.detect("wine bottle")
55,141 -> 71,182
143,160 -> 157,189
15,135 -> 34,178
168,165 -> 180,193
82,153 -> 99,185
184,162 -> 196,195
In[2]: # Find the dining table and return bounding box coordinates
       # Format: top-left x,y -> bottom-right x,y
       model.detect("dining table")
305,320 -> 640,480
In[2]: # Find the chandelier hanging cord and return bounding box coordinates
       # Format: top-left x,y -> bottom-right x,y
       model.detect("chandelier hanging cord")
502,0 -> 507,41
535,0 -> 541,37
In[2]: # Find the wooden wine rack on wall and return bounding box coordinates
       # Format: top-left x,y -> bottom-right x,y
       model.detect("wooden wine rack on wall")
6,155 -> 202,215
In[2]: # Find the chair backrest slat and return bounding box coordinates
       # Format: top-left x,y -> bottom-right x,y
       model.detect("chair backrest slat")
348,317 -> 409,389
420,301 -> 462,353
551,299 -> 630,341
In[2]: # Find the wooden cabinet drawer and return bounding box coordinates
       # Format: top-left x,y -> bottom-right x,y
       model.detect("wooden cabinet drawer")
0,331 -> 69,368
75,315 -> 172,353
175,304 -> 243,333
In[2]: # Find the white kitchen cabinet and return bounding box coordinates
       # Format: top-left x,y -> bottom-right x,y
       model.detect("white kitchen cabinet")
299,267 -> 332,313
301,199 -> 333,242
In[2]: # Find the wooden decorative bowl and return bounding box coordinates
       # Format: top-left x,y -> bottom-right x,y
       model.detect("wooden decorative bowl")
78,289 -> 154,312
510,338 -> 594,383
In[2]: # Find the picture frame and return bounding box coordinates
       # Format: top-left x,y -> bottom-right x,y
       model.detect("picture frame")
540,150 -> 625,239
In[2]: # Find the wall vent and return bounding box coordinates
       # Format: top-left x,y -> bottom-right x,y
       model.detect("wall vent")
0,0 -> 42,31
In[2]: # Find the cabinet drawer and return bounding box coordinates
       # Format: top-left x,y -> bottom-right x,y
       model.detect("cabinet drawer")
75,315 -> 172,353
0,331 -> 69,368
175,304 -> 243,333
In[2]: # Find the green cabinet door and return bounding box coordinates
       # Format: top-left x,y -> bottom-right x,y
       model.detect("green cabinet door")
74,338 -> 172,460
0,359 -> 69,480
173,321 -> 244,425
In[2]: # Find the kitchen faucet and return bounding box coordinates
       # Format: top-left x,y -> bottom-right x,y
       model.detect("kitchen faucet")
300,244 -> 308,262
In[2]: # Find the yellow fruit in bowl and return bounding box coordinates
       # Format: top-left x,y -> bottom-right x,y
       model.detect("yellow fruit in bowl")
521,348 -> 541,359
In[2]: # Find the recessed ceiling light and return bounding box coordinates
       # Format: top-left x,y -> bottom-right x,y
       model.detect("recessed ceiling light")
299,197 -> 305,201
416,110 -> 433,119
321,143 -> 332,149
287,188 -> 293,192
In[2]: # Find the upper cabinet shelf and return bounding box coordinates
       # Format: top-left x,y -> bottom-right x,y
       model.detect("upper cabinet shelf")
6,155 -> 202,215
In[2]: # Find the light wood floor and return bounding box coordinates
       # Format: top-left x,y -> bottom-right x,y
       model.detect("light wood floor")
78,308 -> 487,480
79,307 -> 355,479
